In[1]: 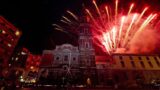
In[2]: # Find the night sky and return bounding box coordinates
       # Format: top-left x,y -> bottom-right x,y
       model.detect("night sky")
0,0 -> 160,54
0,0 -> 85,54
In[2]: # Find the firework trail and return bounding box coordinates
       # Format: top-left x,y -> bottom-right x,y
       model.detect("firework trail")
86,0 -> 160,55
53,10 -> 79,34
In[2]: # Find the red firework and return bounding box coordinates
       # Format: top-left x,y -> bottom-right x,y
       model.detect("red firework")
86,0 -> 159,55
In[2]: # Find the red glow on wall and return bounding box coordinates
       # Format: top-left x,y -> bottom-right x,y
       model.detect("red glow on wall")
41,54 -> 53,66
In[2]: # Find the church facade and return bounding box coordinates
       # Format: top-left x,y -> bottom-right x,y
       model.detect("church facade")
38,22 -> 97,85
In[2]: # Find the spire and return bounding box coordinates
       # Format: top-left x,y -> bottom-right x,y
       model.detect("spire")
79,3 -> 91,23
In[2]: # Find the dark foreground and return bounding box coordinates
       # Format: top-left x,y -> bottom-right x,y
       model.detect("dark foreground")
1,86 -> 160,90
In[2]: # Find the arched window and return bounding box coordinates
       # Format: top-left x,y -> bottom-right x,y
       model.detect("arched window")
86,43 -> 89,48
73,57 -> 76,61
80,29 -> 84,33
140,61 -> 145,68
56,57 -> 59,60
148,61 -> 153,68
154,57 -> 160,67
64,55 -> 68,61
120,61 -> 125,67
131,61 -> 135,68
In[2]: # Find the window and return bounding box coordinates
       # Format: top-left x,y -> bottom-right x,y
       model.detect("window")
123,72 -> 128,80
89,39 -> 93,48
154,56 -> 157,60
85,29 -> 88,34
138,56 -> 142,60
1,41 -> 5,45
79,39 -> 82,45
140,61 -> 145,68
56,57 -> 59,60
0,38 -> 2,42
1,23 -> 5,26
64,55 -> 68,61
86,43 -> 89,48
148,61 -> 153,68
106,59 -> 110,62
119,56 -> 123,60
73,57 -> 76,61
87,60 -> 89,63
7,35 -> 12,40
146,56 -> 150,60
63,66 -> 67,70
154,57 -> 160,67
120,61 -> 125,67
82,39 -> 85,47
129,56 -> 133,60
5,34 -> 8,37
0,58 -> 3,63
9,29 -> 14,34
131,61 -> 136,68
80,29 -> 84,33
102,65 -> 105,68
114,75 -> 119,82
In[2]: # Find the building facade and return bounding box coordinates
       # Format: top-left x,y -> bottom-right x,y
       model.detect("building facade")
96,54 -> 160,87
39,44 -> 81,84
10,47 -> 29,68
8,47 -> 41,84
0,16 -> 21,68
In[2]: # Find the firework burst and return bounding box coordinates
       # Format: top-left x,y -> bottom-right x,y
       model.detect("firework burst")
86,0 -> 160,55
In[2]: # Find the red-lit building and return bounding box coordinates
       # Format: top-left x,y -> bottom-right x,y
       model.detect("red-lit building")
26,54 -> 41,71
10,47 -> 41,71
0,16 -> 21,68
40,50 -> 53,67
10,47 -> 29,68
25,53 -> 41,83
9,47 -> 41,84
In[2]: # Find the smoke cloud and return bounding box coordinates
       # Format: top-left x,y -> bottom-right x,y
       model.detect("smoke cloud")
115,24 -> 160,54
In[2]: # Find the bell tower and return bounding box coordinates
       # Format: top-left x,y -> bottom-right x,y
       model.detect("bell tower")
78,22 -> 95,67
78,18 -> 97,86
